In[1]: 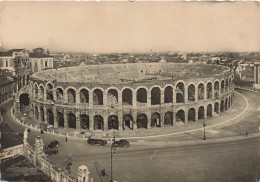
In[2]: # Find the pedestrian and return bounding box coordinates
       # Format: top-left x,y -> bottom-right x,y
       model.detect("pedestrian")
245,131 -> 248,137
65,134 -> 68,142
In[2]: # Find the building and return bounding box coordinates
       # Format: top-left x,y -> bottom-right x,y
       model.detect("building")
29,53 -> 54,73
29,47 -> 53,73
0,49 -> 27,71
253,60 -> 260,89
26,62 -> 234,134
0,76 -> 13,104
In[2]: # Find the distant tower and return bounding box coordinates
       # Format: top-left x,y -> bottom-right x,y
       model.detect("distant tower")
78,165 -> 90,182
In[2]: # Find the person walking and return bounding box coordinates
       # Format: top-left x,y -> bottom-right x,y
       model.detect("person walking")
65,133 -> 68,142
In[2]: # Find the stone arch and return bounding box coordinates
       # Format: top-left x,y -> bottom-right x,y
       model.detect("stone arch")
225,98 -> 228,110
67,88 -> 76,104
93,88 -> 103,105
123,114 -> 133,130
225,79 -> 229,92
46,83 -> 54,101
187,84 -> 195,101
220,100 -> 224,112
221,79 -> 225,93
137,113 -> 147,129
207,104 -> 213,117
151,112 -> 161,127
80,114 -> 89,130
34,83 -> 38,98
94,115 -> 104,130
39,85 -> 44,100
164,111 -> 173,126
107,89 -> 118,106
176,82 -> 185,103
108,115 -> 119,130
164,86 -> 173,103
188,108 -> 196,122
79,88 -> 89,103
198,83 -> 205,100
40,106 -> 44,122
122,88 -> 133,105
57,112 -> 64,127
56,87 -> 64,101
68,113 -> 76,129
176,109 -> 185,123
214,80 -> 219,98
136,87 -> 147,104
47,110 -> 54,125
229,77 -> 232,89
35,106 -> 39,120
214,102 -> 219,114
198,106 -> 205,120
19,93 -> 30,110
206,82 -> 213,99
151,87 -> 161,105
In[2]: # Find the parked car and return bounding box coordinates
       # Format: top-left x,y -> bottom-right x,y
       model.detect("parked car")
46,140 -> 59,149
45,147 -> 58,155
112,139 -> 129,147
87,136 -> 107,146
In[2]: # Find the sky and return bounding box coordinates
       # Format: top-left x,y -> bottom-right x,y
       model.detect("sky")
0,2 -> 260,53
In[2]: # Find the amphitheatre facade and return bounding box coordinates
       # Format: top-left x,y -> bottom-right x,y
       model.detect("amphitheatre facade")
25,62 -> 234,133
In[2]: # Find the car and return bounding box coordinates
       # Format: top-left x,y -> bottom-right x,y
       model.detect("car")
45,147 -> 58,155
87,136 -> 107,146
112,139 -> 129,147
46,140 -> 59,149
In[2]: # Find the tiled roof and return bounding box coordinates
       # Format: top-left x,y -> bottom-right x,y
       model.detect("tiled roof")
29,53 -> 53,58
6,49 -> 25,53
0,49 -> 25,57
0,52 -> 13,57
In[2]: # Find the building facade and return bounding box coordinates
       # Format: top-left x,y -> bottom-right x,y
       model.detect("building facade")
0,49 -> 27,71
0,76 -> 13,104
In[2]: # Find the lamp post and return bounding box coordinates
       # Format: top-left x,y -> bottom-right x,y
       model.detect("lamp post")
203,121 -> 206,140
110,129 -> 116,182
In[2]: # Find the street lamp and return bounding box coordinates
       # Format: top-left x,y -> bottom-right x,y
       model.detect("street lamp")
202,121 -> 206,140
110,128 -> 117,182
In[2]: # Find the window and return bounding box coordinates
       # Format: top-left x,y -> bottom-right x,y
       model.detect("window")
45,60 -> 48,67
6,60 -> 8,67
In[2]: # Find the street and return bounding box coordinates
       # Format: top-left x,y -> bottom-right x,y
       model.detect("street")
1,89 -> 260,182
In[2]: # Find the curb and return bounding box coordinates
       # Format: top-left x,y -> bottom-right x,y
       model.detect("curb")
9,89 -> 260,146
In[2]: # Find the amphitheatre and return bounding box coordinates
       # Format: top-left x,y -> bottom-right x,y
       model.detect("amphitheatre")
19,62 -> 234,134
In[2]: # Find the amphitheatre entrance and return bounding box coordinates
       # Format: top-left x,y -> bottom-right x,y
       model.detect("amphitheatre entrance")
19,93 -> 29,111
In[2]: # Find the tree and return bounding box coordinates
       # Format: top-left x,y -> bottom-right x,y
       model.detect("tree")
46,49 -> 50,55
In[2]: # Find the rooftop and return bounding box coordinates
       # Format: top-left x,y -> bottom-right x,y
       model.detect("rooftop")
0,49 -> 26,57
29,53 -> 53,58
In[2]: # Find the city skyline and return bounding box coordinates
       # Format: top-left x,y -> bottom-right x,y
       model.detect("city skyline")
0,2 -> 260,53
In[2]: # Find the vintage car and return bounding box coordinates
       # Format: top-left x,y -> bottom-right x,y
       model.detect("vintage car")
112,139 -> 129,147
87,136 -> 107,146
46,140 -> 59,149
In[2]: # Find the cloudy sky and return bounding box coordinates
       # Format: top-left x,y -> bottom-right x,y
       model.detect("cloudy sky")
0,2 -> 260,53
